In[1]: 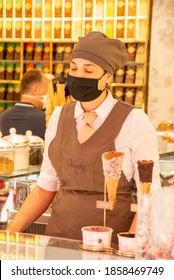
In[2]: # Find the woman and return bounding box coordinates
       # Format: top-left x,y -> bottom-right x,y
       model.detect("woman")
6,32 -> 161,245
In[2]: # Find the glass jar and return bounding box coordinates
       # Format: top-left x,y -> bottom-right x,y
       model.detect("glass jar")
26,130 -> 44,166
3,128 -> 30,171
0,132 -> 14,175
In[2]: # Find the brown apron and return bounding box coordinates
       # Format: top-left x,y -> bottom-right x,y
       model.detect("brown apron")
46,100 -> 136,245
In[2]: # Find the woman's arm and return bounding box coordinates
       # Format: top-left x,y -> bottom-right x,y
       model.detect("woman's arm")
6,185 -> 56,232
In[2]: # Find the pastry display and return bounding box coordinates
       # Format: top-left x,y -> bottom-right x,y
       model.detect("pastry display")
137,160 -> 154,194
102,151 -> 124,209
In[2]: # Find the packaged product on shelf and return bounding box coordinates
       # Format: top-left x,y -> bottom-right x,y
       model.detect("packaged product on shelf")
25,0 -> 32,17
54,63 -> 64,79
135,65 -> 144,85
5,63 -> 14,80
134,89 -> 144,108
35,0 -> 42,17
35,63 -> 43,71
14,63 -> 21,80
0,62 -> 5,80
112,86 -> 124,101
64,0 -> 72,17
127,19 -> 136,39
54,43 -> 64,60
116,20 -> 124,38
33,43 -> 43,60
95,20 -> 103,33
63,44 -> 73,61
5,84 -> 14,100
42,43 -> 50,61
106,0 -> 114,17
6,43 -> 15,60
117,0 -> 125,16
6,0 -> 13,17
45,0 -> 52,17
0,84 -> 6,100
95,0 -> 103,17
13,43 -> 21,60
25,21 -> 32,38
135,43 -> 145,63
0,42 -> 5,59
128,0 -> 136,16
55,0 -> 62,17
106,20 -> 114,38
15,0 -> 22,17
44,21 -> 51,39
84,20 -> 92,35
34,20 -> 42,39
114,67 -> 125,83
125,66 -> 136,84
6,20 -> 13,38
24,42 -> 34,60
13,84 -> 21,101
64,21 -> 71,38
0,20 -> 2,38
139,0 -> 148,16
54,21 -> 61,39
138,19 -> 147,40
74,0 -> 82,17
25,63 -> 35,72
43,63 -> 50,74
126,43 -> 137,61
85,0 -> 93,17
0,0 -> 2,17
124,88 -> 136,105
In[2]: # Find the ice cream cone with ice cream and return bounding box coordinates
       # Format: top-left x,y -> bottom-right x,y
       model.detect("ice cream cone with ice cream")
137,160 -> 154,194
102,151 -> 124,209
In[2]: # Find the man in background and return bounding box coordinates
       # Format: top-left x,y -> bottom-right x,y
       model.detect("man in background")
0,69 -> 48,139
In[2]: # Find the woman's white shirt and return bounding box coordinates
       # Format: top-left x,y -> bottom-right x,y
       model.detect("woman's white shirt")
37,92 -> 161,192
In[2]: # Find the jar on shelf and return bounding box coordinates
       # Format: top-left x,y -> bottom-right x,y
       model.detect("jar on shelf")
3,128 -> 30,171
0,132 -> 14,176
26,130 -> 44,166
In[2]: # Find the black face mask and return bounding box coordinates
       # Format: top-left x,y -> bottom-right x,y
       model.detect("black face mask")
65,72 -> 107,102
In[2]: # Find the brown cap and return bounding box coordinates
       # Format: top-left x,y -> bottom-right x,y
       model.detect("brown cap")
71,31 -> 128,75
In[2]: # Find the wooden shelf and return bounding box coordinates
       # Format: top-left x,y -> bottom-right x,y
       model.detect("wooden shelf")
0,0 -> 152,111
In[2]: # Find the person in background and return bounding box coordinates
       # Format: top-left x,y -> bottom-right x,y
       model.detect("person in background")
6,32 -> 161,245
0,69 -> 48,139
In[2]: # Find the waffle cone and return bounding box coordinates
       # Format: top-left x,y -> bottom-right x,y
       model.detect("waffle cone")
106,178 -> 119,208
140,182 -> 151,194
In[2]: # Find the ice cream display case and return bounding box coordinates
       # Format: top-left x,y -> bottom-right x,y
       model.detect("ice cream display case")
0,230 -> 133,260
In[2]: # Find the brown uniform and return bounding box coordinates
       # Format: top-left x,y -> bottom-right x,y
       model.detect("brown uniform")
47,100 -> 135,245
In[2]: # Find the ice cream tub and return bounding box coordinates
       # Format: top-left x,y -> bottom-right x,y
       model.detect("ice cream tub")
81,226 -> 113,249
117,232 -> 135,254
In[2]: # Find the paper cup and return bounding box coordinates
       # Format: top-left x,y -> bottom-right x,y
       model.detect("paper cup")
117,232 -> 135,253
81,226 -> 113,248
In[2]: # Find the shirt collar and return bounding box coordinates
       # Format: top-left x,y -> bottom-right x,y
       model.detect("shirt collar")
74,92 -> 117,120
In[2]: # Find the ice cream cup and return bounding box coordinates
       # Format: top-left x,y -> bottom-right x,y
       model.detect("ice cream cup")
117,232 -> 135,253
81,226 -> 113,248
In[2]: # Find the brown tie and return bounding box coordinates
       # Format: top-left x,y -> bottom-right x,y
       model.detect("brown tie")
78,112 -> 97,143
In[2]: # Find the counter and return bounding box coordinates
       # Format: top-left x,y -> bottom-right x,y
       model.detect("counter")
0,230 -> 134,260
